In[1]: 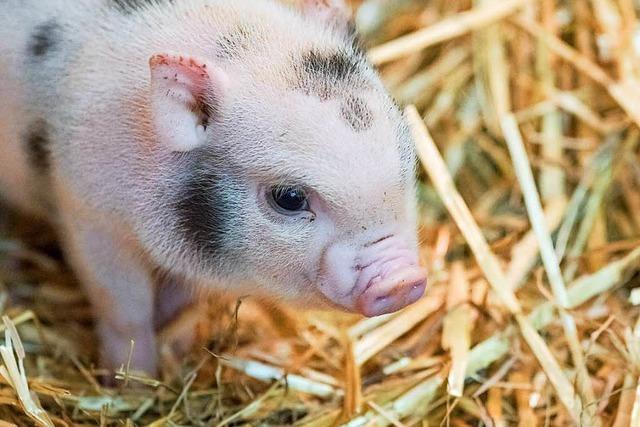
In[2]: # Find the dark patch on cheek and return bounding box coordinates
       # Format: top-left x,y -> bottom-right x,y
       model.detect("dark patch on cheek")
172,156 -> 233,257
25,120 -> 51,173
341,95 -> 373,132
109,0 -> 172,14
28,20 -> 60,57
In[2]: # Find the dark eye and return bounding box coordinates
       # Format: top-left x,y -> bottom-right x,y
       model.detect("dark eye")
270,185 -> 309,213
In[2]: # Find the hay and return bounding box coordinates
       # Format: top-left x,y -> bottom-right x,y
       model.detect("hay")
2,0 -> 640,424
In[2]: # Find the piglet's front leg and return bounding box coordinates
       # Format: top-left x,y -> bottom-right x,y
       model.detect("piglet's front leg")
57,210 -> 157,377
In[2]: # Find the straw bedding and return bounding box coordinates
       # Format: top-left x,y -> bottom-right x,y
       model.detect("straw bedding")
2,0 -> 640,425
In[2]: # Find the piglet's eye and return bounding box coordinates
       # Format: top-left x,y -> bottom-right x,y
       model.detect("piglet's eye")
270,185 -> 309,214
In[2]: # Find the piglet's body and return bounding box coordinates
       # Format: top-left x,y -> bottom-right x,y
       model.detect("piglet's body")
0,0 -> 426,374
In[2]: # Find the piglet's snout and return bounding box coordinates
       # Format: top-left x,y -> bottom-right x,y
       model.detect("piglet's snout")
356,264 -> 426,317
318,234 -> 427,316
354,238 -> 427,317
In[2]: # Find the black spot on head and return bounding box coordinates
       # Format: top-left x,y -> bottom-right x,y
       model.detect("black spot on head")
341,95 -> 373,132
305,50 -> 360,81
172,152 -> 234,257
29,20 -> 60,58
295,49 -> 365,100
302,49 -> 362,83
25,120 -> 51,173
216,26 -> 254,60
110,0 -> 172,14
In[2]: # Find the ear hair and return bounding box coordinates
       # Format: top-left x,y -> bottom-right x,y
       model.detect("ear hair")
148,53 -> 228,152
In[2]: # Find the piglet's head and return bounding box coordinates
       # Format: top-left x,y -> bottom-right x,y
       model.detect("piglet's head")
144,0 -> 426,317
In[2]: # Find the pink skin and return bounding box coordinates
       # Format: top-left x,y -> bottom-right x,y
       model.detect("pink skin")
0,0 -> 425,378
302,189 -> 427,317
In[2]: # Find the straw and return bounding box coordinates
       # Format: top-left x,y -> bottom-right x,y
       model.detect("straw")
368,0 -> 535,65
2,0 -> 640,424
407,105 -> 582,422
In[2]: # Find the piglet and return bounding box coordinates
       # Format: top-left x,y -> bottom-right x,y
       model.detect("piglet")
0,0 -> 427,374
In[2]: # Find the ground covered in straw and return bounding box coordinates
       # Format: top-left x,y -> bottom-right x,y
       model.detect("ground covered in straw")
2,0 -> 640,425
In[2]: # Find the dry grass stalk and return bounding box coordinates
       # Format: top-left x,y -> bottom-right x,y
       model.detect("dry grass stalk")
368,0 -> 535,65
2,0 -> 640,424
407,106 -> 520,313
500,114 -> 599,424
0,316 -> 53,427
614,374 -> 636,427
513,16 -> 640,129
353,288 -> 444,366
407,105 -> 582,423
504,197 -> 566,290
441,262 -> 474,397
220,356 -> 338,398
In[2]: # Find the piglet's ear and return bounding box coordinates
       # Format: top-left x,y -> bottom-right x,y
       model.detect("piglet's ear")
149,53 -> 227,152
301,0 -> 352,26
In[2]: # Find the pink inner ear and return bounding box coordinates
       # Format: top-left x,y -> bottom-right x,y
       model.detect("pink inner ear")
148,53 -> 224,152
149,54 -> 211,105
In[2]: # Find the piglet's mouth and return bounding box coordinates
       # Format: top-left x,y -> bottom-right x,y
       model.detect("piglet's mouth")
354,265 -> 427,317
